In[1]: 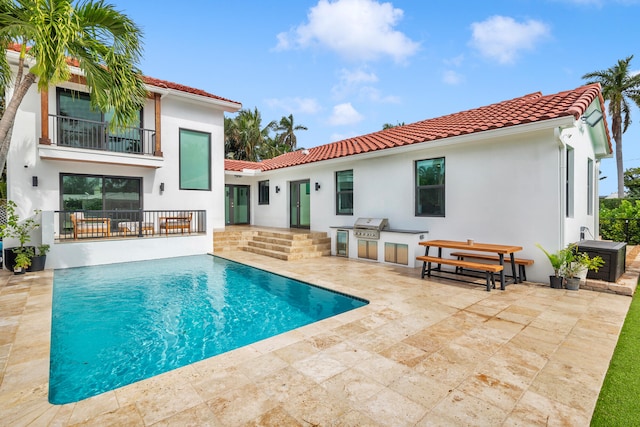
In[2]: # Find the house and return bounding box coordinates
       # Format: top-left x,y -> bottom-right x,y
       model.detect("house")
3,47 -> 241,268
4,39 -> 612,285
222,84 -> 612,284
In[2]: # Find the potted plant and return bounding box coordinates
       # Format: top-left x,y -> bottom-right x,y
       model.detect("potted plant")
12,247 -> 33,275
0,200 -> 40,271
561,244 -> 604,291
29,244 -> 50,272
536,243 -> 569,288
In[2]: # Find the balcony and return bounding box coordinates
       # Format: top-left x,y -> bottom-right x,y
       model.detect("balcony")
39,115 -> 164,168
55,209 -> 206,242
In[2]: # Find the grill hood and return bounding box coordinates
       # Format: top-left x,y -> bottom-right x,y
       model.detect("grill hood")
353,217 -> 389,230
353,218 -> 388,239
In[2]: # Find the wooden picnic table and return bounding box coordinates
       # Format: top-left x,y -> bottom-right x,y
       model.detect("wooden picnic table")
418,240 -> 523,290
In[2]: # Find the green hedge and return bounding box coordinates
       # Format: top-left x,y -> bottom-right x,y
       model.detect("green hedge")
599,199 -> 640,244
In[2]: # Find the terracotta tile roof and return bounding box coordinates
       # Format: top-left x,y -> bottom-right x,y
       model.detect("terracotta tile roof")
142,76 -> 240,105
224,159 -> 264,172
225,84 -> 610,172
6,44 -> 240,106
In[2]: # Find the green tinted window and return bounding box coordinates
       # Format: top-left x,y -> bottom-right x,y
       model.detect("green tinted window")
180,129 -> 211,190
61,174 -> 141,211
258,180 -> 269,205
336,170 -> 353,215
415,158 -> 445,216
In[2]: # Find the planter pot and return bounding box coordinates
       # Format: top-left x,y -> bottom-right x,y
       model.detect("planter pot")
549,275 -> 564,289
565,277 -> 581,291
28,255 -> 46,272
13,267 -> 25,275
3,247 -> 35,271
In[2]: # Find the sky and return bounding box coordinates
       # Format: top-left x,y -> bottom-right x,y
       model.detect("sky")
109,0 -> 640,196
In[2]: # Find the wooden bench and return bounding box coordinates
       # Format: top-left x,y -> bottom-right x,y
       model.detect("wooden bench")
70,212 -> 111,240
450,252 -> 534,282
159,213 -> 192,235
417,255 -> 504,292
118,221 -> 155,236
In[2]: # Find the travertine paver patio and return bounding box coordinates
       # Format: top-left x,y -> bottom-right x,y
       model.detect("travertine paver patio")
0,250 -> 636,426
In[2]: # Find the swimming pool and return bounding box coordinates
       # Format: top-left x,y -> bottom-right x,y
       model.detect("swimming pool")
49,255 -> 367,404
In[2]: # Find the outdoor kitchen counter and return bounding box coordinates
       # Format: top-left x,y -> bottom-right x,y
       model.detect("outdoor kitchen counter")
330,226 -> 429,234
330,226 -> 428,266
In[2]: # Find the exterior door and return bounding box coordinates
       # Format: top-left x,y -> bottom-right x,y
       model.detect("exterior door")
225,185 -> 250,225
290,180 -> 311,229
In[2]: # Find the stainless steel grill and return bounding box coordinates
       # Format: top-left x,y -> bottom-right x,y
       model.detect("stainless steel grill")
353,217 -> 388,239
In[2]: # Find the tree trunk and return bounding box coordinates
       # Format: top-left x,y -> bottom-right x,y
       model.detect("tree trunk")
0,72 -> 37,174
612,112 -> 624,198
616,136 -> 624,198
0,123 -> 15,178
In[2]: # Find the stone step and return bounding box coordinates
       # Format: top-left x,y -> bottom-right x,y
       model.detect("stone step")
242,246 -> 331,260
251,235 -> 330,247
213,227 -> 332,261
247,240 -> 330,254
257,230 -> 328,241
252,235 -> 300,246
243,246 -> 290,260
213,230 -> 258,252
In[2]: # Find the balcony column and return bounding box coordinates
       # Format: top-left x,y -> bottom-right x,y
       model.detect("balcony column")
39,89 -> 51,145
154,93 -> 163,157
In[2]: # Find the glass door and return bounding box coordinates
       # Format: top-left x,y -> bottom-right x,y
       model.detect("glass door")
225,185 -> 250,225
290,180 -> 310,229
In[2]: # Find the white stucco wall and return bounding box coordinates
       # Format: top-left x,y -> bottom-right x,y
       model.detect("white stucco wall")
224,119 -> 601,284
5,67 -> 236,270
560,123 -> 600,245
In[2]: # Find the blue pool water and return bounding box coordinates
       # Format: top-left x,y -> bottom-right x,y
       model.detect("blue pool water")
49,255 -> 367,404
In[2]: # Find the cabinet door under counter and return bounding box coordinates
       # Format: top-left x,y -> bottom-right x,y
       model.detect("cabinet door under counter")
330,227 -> 427,267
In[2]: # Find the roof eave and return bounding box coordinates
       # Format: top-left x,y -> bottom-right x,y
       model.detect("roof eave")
224,169 -> 262,176
147,86 -> 241,112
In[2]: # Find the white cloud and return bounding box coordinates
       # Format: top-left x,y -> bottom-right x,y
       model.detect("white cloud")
332,67 -> 378,98
275,32 -> 292,50
331,67 -> 399,103
264,97 -> 322,114
469,15 -> 550,64
359,86 -> 401,103
275,0 -> 420,63
328,103 -> 364,125
442,70 -> 463,85
340,68 -> 379,85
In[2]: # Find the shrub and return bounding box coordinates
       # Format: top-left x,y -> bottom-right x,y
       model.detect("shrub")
599,199 -> 640,244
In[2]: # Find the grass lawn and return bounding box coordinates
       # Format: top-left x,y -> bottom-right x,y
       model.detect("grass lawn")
591,286 -> 640,425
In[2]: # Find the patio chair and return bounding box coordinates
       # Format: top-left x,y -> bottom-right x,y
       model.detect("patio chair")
70,212 -> 111,240
159,213 -> 192,235
118,221 -> 155,236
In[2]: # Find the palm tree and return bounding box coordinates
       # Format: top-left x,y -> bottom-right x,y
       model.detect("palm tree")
256,136 -> 290,160
224,116 -> 240,158
224,108 -> 275,161
273,114 -> 307,151
0,0 -> 147,174
583,56 -> 640,198
382,121 -> 405,130
0,84 -> 4,116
